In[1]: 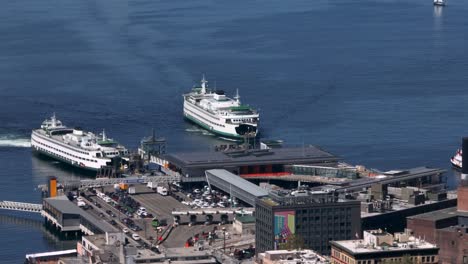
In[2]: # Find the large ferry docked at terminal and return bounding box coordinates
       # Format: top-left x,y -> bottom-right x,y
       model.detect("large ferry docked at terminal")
183,76 -> 259,139
31,114 -> 129,171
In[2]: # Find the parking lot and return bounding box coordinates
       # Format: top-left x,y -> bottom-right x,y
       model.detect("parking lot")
72,189 -> 160,252
69,182 -> 254,253
131,191 -> 189,223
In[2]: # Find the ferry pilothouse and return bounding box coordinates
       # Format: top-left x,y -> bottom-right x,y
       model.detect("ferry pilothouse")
30,114 -> 129,171
450,148 -> 462,169
183,76 -> 259,139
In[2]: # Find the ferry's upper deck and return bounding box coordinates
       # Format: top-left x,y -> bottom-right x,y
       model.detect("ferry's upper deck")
184,76 -> 258,117
33,114 -> 128,157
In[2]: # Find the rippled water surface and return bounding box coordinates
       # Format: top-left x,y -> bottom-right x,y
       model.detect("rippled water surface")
0,0 -> 467,261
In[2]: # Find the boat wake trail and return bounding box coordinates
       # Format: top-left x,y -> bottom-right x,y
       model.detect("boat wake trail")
185,128 -> 203,133
0,135 -> 31,148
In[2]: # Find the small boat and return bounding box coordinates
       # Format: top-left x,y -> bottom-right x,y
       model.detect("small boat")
434,0 -> 445,6
450,149 -> 462,169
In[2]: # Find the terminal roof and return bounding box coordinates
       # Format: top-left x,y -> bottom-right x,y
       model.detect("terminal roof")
206,169 -> 269,197
163,146 -> 338,167
43,196 -> 80,215
44,196 -> 117,233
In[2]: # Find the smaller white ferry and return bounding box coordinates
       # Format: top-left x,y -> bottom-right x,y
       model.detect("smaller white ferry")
31,114 -> 129,171
183,76 -> 259,139
433,0 -> 445,6
450,148 -> 462,169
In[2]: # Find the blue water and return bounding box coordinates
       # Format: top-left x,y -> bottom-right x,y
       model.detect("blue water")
1,0 -> 468,261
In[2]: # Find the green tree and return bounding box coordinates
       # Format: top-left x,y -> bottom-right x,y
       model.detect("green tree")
279,234 -> 305,250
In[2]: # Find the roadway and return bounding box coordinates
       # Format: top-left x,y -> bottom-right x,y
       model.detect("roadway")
79,191 -> 157,249
131,190 -> 190,224
80,184 -> 251,252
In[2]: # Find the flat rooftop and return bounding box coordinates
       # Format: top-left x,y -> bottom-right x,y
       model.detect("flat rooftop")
336,167 -> 446,192
406,207 -> 458,221
44,195 -> 80,215
331,239 -> 437,254
361,198 -> 453,218
262,249 -> 329,263
163,146 -> 339,167
44,196 -> 117,233
134,247 -> 218,263
439,225 -> 468,233
406,205 -> 468,222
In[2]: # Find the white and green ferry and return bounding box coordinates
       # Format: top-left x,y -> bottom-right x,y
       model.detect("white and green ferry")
31,114 -> 129,171
183,76 -> 259,139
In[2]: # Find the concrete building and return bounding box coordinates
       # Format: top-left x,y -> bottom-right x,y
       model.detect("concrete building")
330,230 -> 439,264
256,249 -> 329,264
406,183 -> 468,264
255,190 -> 361,255
42,196 -> 117,236
77,233 -> 219,264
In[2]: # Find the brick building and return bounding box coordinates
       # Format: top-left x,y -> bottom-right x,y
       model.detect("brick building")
407,183 -> 468,264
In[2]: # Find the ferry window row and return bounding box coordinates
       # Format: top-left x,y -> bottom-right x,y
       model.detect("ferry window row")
33,139 -> 98,163
41,133 -> 90,155
189,104 -> 220,121
187,109 -> 226,128
227,118 -> 256,123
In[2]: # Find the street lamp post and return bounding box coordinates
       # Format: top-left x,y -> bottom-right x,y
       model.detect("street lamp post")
143,219 -> 147,239
222,227 -> 226,253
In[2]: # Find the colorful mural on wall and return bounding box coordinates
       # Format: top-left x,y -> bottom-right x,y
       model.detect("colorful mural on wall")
274,210 -> 296,246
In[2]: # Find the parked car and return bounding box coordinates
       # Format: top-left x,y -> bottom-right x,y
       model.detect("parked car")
130,225 -> 142,231
132,234 -> 141,241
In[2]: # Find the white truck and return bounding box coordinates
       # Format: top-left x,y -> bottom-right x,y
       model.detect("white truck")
147,182 -> 156,190
157,186 -> 168,196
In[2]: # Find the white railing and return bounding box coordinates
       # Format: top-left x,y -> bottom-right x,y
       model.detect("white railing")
60,174 -> 181,189
0,201 -> 42,213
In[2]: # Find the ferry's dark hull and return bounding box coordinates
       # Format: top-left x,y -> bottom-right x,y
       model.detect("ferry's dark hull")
184,115 -> 258,140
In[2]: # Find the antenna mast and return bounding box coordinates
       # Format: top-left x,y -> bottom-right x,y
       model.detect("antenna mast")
51,113 -> 57,127
234,89 -> 240,104
201,75 -> 208,94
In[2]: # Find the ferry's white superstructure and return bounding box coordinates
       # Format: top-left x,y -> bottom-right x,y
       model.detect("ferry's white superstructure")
451,149 -> 462,169
183,76 -> 259,139
31,114 -> 129,171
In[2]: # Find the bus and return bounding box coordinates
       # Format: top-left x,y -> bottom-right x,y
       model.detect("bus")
152,218 -> 167,228
152,218 -> 159,228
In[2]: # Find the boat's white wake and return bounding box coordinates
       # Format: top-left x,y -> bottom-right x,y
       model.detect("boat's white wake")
185,128 -> 203,133
0,135 -> 31,148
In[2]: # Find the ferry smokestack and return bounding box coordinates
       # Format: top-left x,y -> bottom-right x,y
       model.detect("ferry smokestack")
48,176 -> 57,198
462,137 -> 468,179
